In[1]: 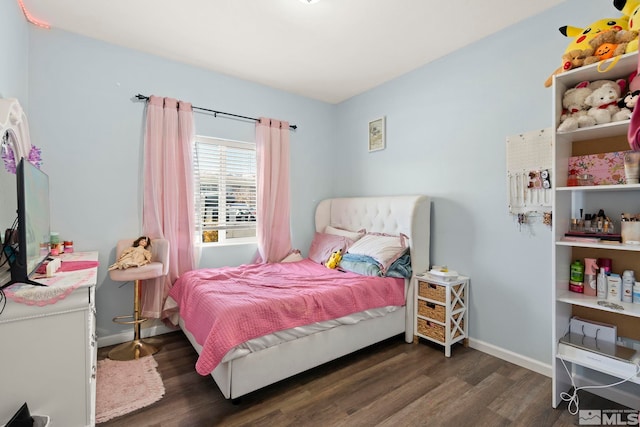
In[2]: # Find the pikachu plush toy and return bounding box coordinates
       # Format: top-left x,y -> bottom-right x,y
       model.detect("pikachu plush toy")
325,249 -> 343,269
544,15 -> 634,87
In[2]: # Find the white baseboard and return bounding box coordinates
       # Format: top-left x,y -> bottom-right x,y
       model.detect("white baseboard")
468,337 -> 552,378
97,323 -> 177,348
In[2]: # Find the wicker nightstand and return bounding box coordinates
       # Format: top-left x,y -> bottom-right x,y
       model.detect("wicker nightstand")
414,274 -> 469,357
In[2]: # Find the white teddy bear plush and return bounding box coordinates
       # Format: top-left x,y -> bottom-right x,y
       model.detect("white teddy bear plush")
585,80 -> 625,125
557,85 -> 596,132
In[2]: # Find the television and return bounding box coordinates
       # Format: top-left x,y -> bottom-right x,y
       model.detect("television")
2,158 -> 51,288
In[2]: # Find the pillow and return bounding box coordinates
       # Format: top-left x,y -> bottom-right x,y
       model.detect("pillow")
346,232 -> 408,274
307,232 -> 353,265
324,225 -> 365,242
280,250 -> 304,263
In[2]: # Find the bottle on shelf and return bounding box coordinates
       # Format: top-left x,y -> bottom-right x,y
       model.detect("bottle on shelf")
597,258 -> 612,274
584,258 -> 598,296
597,267 -> 608,299
633,281 -> 640,304
569,260 -> 584,293
607,273 -> 622,301
622,270 -> 635,303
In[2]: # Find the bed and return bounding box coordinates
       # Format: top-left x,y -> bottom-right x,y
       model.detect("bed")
168,195 -> 430,399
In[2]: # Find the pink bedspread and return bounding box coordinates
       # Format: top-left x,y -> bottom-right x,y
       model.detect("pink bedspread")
169,259 -> 406,375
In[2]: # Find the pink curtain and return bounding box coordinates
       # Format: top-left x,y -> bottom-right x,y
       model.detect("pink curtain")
255,117 -> 292,263
141,96 -> 196,318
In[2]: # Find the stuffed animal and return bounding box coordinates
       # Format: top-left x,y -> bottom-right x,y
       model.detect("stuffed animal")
589,78 -> 627,91
582,29 -> 637,66
557,84 -> 596,132
623,90 -> 640,110
615,89 -> 639,120
325,249 -> 342,269
545,16 -> 630,87
545,50 -> 589,87
613,72 -> 640,120
585,80 -> 626,124
561,17 -> 629,52
614,0 -> 640,52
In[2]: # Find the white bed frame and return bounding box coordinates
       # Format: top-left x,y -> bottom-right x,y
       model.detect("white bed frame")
180,195 -> 431,399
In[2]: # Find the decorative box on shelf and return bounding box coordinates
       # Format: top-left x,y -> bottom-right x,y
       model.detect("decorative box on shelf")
568,151 -> 626,185
414,273 -> 469,357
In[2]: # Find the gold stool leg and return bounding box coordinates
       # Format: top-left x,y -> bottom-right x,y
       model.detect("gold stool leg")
109,279 -> 161,361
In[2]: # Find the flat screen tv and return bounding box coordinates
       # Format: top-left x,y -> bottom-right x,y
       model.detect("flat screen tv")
2,158 -> 50,288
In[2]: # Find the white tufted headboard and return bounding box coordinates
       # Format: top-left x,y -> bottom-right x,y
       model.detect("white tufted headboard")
315,195 -> 431,274
315,195 -> 431,340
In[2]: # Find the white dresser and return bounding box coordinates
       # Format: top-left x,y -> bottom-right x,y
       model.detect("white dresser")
0,251 -> 98,427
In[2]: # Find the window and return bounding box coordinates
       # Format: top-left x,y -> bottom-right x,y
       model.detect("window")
194,135 -> 257,244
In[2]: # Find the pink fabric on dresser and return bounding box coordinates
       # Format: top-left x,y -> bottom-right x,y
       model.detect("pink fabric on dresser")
168,259 -> 405,375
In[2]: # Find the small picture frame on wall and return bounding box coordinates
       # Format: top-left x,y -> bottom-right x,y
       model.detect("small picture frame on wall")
368,117 -> 385,152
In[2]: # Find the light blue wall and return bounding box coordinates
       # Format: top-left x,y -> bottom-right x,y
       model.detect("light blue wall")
4,0 -> 622,364
0,0 -> 29,231
0,0 -> 28,101
334,0 -> 615,364
26,28 -> 336,339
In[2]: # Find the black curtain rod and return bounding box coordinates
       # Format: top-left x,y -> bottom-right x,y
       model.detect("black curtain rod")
134,94 -> 297,130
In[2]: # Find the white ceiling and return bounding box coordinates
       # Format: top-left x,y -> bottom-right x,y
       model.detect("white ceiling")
22,0 -> 565,104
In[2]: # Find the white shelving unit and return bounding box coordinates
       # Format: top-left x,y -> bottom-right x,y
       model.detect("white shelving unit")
551,53 -> 640,411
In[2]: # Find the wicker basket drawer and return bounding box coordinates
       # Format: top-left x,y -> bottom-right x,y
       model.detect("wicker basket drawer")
418,280 -> 462,303
417,300 -> 445,322
417,318 -> 445,342
417,315 -> 464,343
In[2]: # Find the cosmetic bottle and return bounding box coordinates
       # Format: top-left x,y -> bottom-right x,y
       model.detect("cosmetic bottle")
584,258 -> 598,296
622,270 -> 635,303
607,273 -> 622,301
597,268 -> 608,299
569,260 -> 584,293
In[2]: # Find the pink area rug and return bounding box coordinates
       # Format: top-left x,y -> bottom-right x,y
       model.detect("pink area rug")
96,356 -> 165,423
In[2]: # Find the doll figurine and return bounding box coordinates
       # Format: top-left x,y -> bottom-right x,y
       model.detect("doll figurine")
108,236 -> 153,271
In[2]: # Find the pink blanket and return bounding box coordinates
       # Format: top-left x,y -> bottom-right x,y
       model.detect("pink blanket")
169,259 -> 406,375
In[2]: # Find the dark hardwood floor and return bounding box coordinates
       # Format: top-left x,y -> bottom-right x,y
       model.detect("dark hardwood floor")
96,332 -> 630,427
